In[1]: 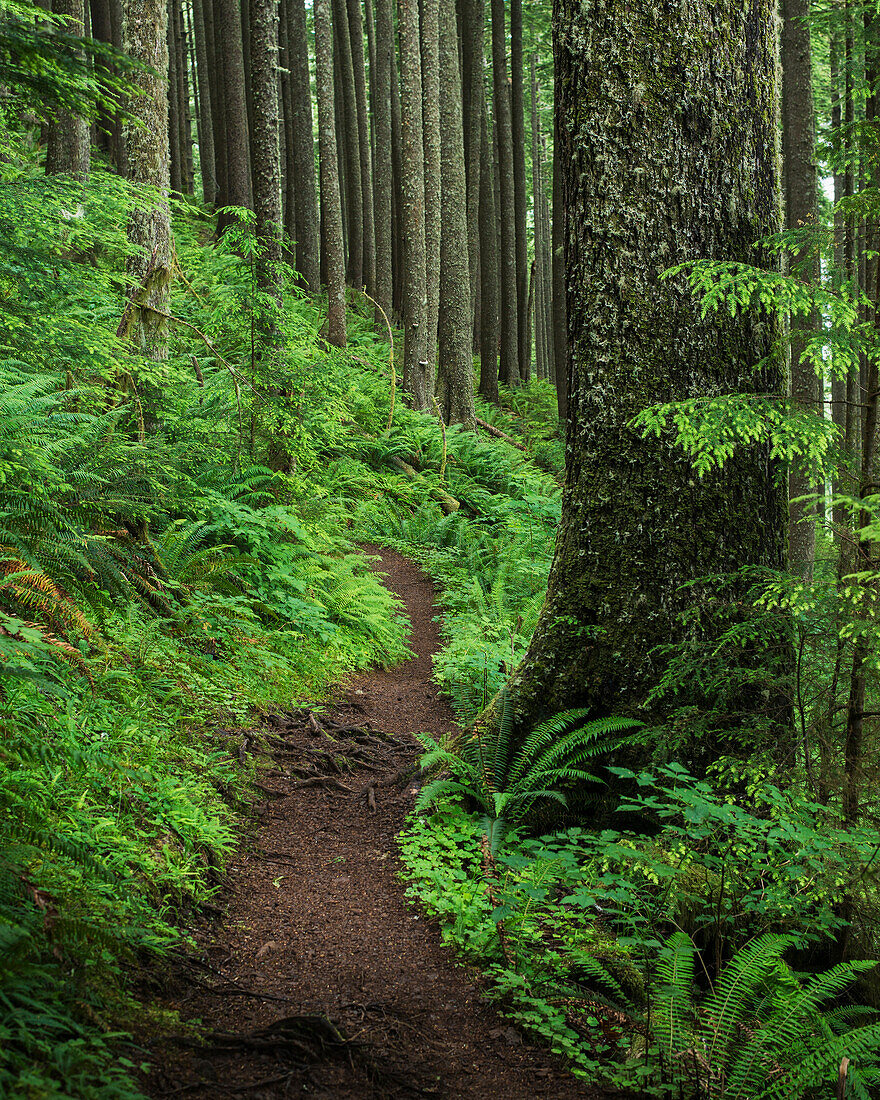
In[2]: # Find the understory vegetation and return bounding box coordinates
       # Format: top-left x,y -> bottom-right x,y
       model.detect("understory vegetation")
5,123 -> 880,1100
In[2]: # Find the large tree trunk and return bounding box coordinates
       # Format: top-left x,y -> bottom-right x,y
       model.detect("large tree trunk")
122,0 -> 173,359
503,0 -> 786,746
436,0 -> 476,429
489,0 -> 519,386
314,0 -> 347,346
398,0 -> 429,407
782,0 -> 818,581
531,55 -> 546,383
46,0 -> 90,176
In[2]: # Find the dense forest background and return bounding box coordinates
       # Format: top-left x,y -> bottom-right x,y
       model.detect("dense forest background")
4,0 -> 880,1095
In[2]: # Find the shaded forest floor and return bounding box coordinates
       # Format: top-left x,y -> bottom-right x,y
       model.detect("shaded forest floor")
138,548 -> 621,1099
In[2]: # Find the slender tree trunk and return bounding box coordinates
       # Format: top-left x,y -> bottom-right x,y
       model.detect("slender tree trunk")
286,0 -> 320,290
530,54 -> 543,382
398,0 -> 429,406
478,88 -> 499,404
314,0 -> 347,345
167,0 -> 182,191
437,0 -> 476,428
333,0 -> 363,286
122,0 -> 173,359
249,0 -> 283,302
551,119 -> 567,420
174,0 -> 194,194
830,26 -> 846,538
531,54 -> 546,382
502,0 -> 785,744
510,0 -> 528,379
373,0 -> 394,319
489,0 -> 518,385
390,28 -> 404,316
89,0 -> 113,159
216,0 -> 252,227
348,0 -> 375,294
207,0 -> 229,207
46,0 -> 91,176
421,0 -> 441,377
192,0 -> 217,203
782,0 -> 819,580
460,0 -> 483,316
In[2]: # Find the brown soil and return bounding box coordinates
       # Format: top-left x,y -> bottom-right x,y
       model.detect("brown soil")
140,547 -> 623,1100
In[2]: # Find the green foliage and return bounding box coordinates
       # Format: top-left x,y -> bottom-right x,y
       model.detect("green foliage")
416,694 -> 642,852
649,931 -> 880,1099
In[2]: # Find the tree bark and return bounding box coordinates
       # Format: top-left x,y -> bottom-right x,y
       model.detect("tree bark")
314,0 -> 347,346
373,0 -> 394,319
192,0 -> 217,203
216,0 -> 252,227
437,0 -> 476,429
478,87 -> 499,404
503,0 -> 787,746
551,117 -> 567,420
46,0 -> 91,177
398,0 -> 429,407
460,0 -> 483,317
333,0 -> 363,286
510,0 -> 528,380
348,0 -> 375,294
249,0 -> 283,303
122,0 -> 173,359
531,54 -> 546,382
286,0 -> 319,290
781,0 -> 818,581
489,0 -> 518,385
421,0 -> 441,376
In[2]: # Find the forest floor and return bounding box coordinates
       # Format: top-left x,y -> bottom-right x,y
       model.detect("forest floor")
138,547 -> 622,1100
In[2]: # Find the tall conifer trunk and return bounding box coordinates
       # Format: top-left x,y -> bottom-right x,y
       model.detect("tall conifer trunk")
437,0 -> 476,428
121,0 -> 173,359
503,0 -> 786,747
314,0 -> 347,346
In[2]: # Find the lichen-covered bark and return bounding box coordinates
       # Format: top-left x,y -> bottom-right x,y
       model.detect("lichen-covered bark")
122,0 -> 173,359
286,0 -> 319,291
436,0 -> 476,430
216,0 -> 252,226
347,0 -> 375,295
504,0 -> 787,736
191,0 -> 217,203
510,0 -> 528,379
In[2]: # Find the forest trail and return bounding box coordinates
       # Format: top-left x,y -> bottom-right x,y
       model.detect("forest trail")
142,547 -> 617,1100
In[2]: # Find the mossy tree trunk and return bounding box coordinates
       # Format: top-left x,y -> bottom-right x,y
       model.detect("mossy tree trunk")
502,0 -> 787,746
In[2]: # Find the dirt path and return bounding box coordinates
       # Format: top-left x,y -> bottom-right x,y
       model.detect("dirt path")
141,548 -> 618,1099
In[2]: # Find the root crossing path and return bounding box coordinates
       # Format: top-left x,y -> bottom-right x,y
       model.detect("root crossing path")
144,548 -> 618,1100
